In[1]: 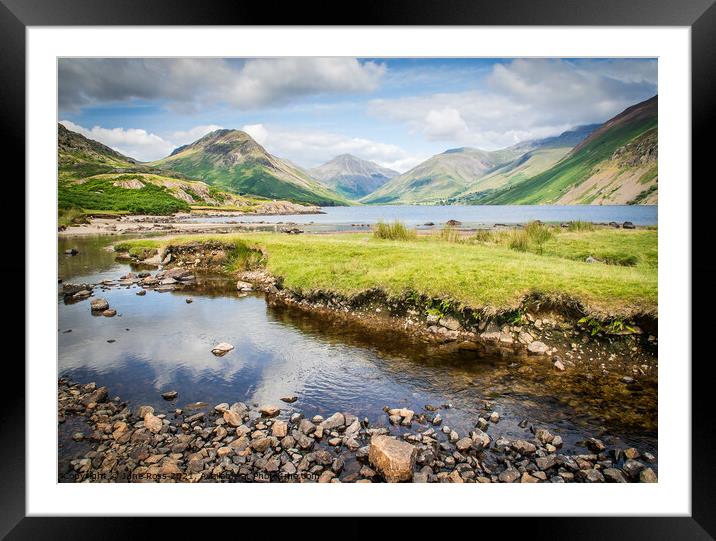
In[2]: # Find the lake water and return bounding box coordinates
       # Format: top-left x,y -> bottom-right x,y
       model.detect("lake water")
185,204 -> 658,228
58,236 -> 657,469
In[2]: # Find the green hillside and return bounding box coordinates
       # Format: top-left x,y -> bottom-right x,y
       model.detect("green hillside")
151,130 -> 348,206
478,96 -> 658,205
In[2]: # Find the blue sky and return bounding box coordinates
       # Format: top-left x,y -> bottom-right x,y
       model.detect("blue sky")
59,58 -> 657,172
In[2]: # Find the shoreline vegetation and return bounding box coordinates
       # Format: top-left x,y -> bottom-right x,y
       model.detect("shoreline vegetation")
115,221 -> 657,321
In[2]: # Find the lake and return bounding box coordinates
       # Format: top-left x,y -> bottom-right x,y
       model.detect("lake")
185,204 -> 658,229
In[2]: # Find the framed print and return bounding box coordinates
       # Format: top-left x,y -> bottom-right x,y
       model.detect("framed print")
2,0 -> 712,536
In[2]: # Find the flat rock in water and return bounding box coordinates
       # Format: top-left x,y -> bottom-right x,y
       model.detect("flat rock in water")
280,395 -> 298,403
90,298 -> 109,311
161,391 -> 178,400
102,309 -> 117,317
259,405 -> 280,417
211,342 -> 234,356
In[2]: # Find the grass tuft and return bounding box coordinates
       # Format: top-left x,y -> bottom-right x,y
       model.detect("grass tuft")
373,220 -> 417,241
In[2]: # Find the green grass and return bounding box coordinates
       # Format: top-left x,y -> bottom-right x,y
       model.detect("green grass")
121,228 -> 658,317
58,178 -> 190,215
373,220 -> 417,241
113,240 -> 160,259
566,220 -> 596,232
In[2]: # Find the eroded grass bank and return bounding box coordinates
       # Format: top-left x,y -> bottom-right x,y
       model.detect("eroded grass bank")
117,227 -> 657,321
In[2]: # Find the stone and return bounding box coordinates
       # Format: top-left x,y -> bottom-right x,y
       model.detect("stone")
432,414 -> 442,426
259,405 -> 280,418
639,468 -> 658,483
102,309 -> 117,317
603,468 -> 628,483
456,437 -> 473,452
236,281 -> 253,291
498,468 -> 520,483
144,412 -> 163,434
271,420 -> 288,438
553,359 -> 566,371
185,298 -> 193,304
535,455 -> 557,470
368,435 -> 416,483
586,438 -> 606,453
624,447 -> 640,460
223,410 -> 243,427
211,342 -> 234,356
136,290 -> 146,296
517,331 -> 534,344
489,411 -> 500,423
512,440 -> 537,455
438,316 -> 462,331
137,405 -> 154,418
161,391 -> 178,400
90,298 -> 109,311
280,396 -> 298,403
521,472 -> 540,483
320,412 -> 345,430
580,469 -> 605,483
527,341 -> 549,355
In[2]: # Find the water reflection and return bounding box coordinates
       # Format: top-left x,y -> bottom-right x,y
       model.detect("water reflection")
58,235 -> 657,459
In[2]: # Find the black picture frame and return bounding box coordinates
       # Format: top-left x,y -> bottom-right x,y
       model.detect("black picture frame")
2,0 -> 710,536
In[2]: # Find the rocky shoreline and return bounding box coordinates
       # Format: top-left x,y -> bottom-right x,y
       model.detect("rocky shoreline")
59,378 -> 657,483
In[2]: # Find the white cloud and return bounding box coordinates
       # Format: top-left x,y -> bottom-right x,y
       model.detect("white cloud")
168,124 -> 223,146
369,59 -> 657,150
242,124 -> 269,145
60,120 -> 175,161
59,58 -> 386,112
241,123 -> 423,172
60,120 -> 227,161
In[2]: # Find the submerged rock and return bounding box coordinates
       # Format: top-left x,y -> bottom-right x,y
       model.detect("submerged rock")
161,391 -> 178,400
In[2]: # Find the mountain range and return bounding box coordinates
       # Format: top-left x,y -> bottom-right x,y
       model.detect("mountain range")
309,154 -> 398,199
58,95 -> 658,209
149,129 -> 347,206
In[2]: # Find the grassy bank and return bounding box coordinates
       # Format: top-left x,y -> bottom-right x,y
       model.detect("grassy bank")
120,226 -> 657,318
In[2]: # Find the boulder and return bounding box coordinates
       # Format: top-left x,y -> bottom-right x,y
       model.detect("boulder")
236,281 -> 253,291
368,435 -> 416,482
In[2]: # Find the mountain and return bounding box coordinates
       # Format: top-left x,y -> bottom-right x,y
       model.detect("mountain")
476,96 -> 658,205
150,129 -> 347,206
508,124 -> 600,154
57,124 -> 318,216
58,122 -> 139,181
447,125 -> 599,203
361,147 -> 522,204
309,154 -> 399,199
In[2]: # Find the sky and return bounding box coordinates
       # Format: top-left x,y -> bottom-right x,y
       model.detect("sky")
58,57 -> 657,172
